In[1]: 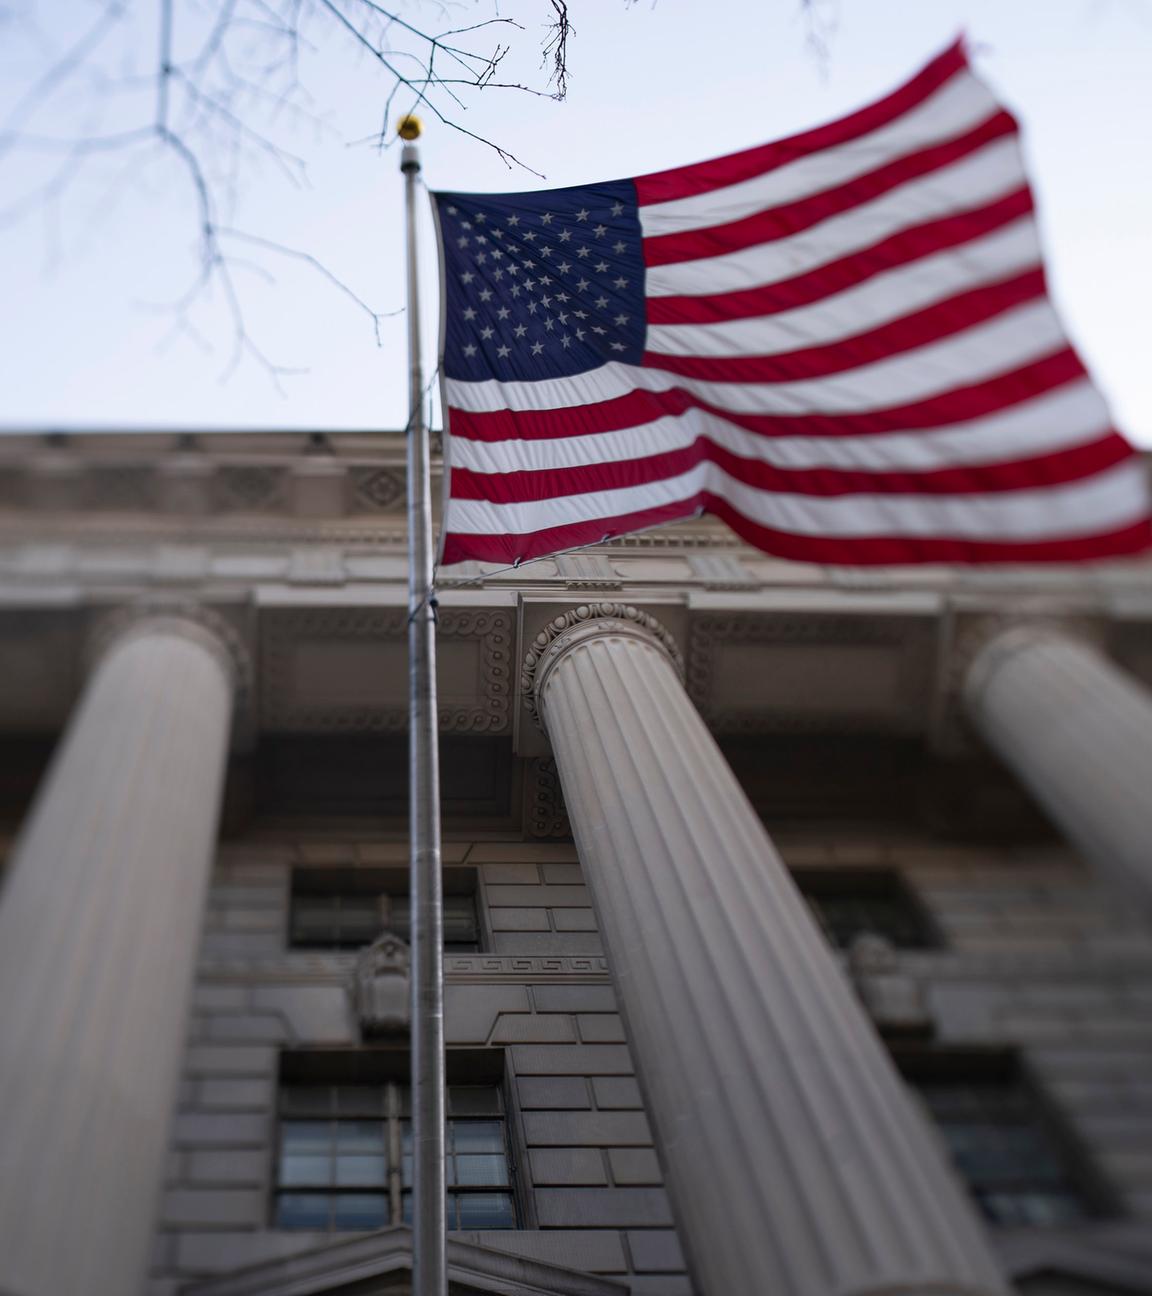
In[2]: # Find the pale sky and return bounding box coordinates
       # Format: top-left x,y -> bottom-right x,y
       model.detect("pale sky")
0,0 -> 1149,441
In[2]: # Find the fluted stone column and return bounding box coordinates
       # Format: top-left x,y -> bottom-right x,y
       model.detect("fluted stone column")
964,621 -> 1152,902
523,605 -> 1006,1296
0,610 -> 241,1296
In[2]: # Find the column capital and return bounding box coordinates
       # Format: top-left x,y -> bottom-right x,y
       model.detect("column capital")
87,599 -> 253,706
932,608 -> 1105,755
520,602 -> 683,730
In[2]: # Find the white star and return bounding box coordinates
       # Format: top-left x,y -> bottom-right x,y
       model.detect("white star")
497,306 -> 510,319
557,261 -> 572,274
557,311 -> 569,324
480,326 -> 494,339
555,292 -> 570,303
576,208 -> 590,221
544,317 -> 555,331
594,260 -> 609,273
527,301 -> 539,314
573,310 -> 588,320
514,323 -> 527,337
592,325 -> 606,335
613,276 -> 629,289
531,341 -> 544,355
523,231 -> 537,242
540,294 -> 552,308
491,270 -> 504,281
614,313 -> 629,326
594,295 -> 609,309
478,288 -> 493,301
462,221 -> 472,230
475,212 -> 486,223
613,241 -> 627,254
611,201 -> 624,216
507,265 -> 519,276
475,234 -> 488,245
523,260 -> 536,271
539,246 -> 553,258
575,327 -> 586,341
561,335 -> 572,348
463,343 -> 477,356
576,278 -> 590,291
558,228 -> 572,242
610,341 -> 626,351
463,307 -> 477,321
510,285 -> 522,298
460,271 -> 475,285
540,211 -> 553,224
489,248 -> 503,261
447,205 -> 458,214
593,224 -> 607,238
497,344 -> 511,358
457,236 -> 469,248
475,252 -> 487,264
538,275 -> 553,286
506,214 -> 520,226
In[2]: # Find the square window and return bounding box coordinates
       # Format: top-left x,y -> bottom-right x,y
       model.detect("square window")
795,870 -> 940,950
275,1055 -> 516,1232
894,1048 -> 1106,1228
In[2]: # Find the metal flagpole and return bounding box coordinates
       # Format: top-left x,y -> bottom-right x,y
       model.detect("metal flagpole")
400,115 -> 447,1296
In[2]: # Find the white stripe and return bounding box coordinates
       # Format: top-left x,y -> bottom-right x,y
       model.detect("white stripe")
640,70 -> 1001,237
446,458 -> 1148,542
645,135 -> 1024,299
445,299 -> 1066,418
448,380 -> 1109,476
646,218 -> 1040,358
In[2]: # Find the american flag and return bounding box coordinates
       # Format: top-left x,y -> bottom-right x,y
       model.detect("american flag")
432,40 -> 1151,567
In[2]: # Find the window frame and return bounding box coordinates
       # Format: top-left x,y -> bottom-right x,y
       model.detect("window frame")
793,867 -> 943,951
891,1044 -> 1115,1228
288,866 -> 484,953
273,1049 -> 520,1234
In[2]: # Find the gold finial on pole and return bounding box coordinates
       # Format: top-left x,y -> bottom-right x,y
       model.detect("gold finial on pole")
398,114 -> 423,140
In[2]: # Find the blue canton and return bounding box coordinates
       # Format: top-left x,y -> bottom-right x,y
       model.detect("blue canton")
435,179 -> 646,383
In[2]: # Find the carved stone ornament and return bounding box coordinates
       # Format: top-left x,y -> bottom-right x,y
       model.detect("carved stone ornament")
520,603 -> 683,731
847,932 -> 932,1036
352,467 -> 406,512
526,757 -> 571,838
351,933 -> 411,1037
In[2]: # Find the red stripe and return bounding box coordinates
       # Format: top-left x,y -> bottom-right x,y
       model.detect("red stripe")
442,499 -> 703,566
642,268 -> 1046,384
449,432 -> 1131,505
643,110 -> 1017,269
446,348 -> 1087,445
647,187 -> 1034,326
703,498 -> 1152,566
633,40 -> 969,206
443,508 -> 1152,568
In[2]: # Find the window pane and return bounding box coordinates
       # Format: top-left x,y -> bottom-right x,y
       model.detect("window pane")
281,1122 -> 331,1154
335,1085 -> 384,1117
335,1120 -> 385,1153
335,1155 -> 387,1187
448,1087 -> 500,1116
455,1192 -> 515,1229
280,1087 -> 333,1117
451,1121 -> 504,1154
453,1155 -> 510,1187
401,1153 -> 413,1188
280,1154 -> 332,1186
331,1193 -> 389,1231
277,1193 -> 329,1230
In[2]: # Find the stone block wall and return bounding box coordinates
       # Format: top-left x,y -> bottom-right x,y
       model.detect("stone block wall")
149,835 -> 1152,1295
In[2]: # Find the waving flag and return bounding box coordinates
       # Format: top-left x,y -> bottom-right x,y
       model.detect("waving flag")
432,40 -> 1151,567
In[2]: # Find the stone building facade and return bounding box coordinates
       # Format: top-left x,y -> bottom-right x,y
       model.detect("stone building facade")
1,431 -> 1152,1296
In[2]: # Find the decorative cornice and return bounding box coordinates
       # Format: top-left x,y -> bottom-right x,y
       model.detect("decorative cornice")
525,756 -> 572,838
520,602 -> 683,730
86,599 -> 253,707
198,953 -> 612,982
